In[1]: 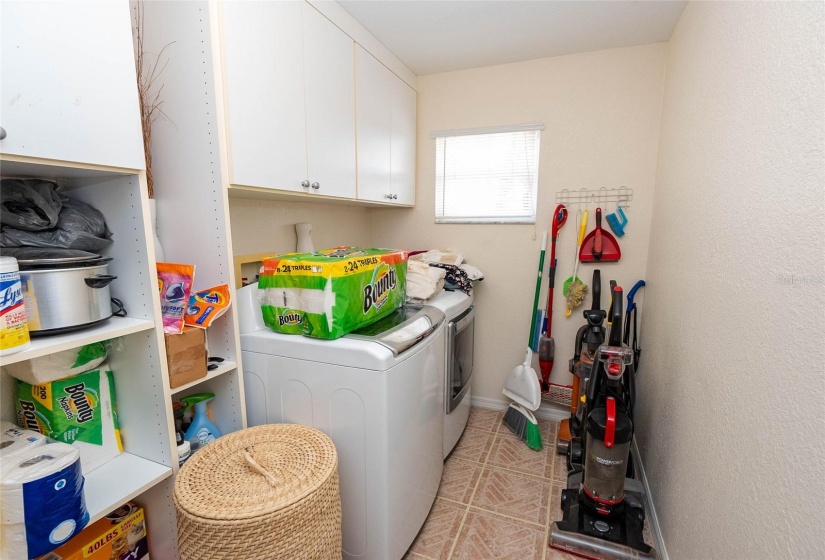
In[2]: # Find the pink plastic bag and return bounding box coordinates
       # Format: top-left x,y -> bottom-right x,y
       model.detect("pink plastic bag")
157,263 -> 195,334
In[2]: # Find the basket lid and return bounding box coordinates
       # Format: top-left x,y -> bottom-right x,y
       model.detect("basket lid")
174,424 -> 338,521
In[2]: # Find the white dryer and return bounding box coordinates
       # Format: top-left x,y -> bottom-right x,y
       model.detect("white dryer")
237,284 -> 445,560
427,290 -> 475,458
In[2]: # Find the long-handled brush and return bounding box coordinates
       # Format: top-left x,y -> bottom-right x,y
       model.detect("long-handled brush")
502,402 -> 543,451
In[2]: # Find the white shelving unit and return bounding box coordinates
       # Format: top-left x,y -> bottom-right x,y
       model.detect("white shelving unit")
140,0 -> 247,431
0,2 -> 244,558
0,156 -> 180,558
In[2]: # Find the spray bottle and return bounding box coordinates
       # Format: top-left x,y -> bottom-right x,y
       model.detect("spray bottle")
181,393 -> 222,450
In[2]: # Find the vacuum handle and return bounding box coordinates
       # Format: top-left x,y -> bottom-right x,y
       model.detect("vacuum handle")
608,286 -> 623,346
591,270 -> 601,311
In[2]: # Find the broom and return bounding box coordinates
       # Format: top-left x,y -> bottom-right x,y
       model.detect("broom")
502,403 -> 543,451
502,350 -> 543,451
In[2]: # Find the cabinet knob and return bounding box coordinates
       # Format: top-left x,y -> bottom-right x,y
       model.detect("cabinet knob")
0,127 -> 6,140
392,194 -> 398,200
311,182 -> 320,190
301,180 -> 311,188
384,194 -> 393,200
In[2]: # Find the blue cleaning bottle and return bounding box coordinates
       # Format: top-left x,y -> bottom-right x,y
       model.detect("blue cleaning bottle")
181,393 -> 222,450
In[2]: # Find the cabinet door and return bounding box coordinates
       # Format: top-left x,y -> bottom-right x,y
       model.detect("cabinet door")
221,0 -> 309,193
391,76 -> 417,205
302,3 -> 356,199
0,1 -> 143,169
355,46 -> 392,203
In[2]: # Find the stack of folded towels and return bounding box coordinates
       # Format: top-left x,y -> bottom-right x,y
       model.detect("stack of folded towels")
406,249 -> 484,303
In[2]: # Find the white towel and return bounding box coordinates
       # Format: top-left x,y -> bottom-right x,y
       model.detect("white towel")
406,260 -> 447,301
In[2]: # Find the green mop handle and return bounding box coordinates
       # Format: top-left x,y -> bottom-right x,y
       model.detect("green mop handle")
529,231 -> 548,346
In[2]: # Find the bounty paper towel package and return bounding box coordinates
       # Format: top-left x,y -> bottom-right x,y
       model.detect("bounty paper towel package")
258,247 -> 407,339
4,342 -> 109,385
1,435 -> 89,559
14,364 -> 123,473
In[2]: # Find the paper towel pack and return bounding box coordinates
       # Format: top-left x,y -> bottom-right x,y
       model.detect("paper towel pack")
4,342 -> 109,385
0,438 -> 88,559
13,364 -> 123,473
258,247 -> 407,339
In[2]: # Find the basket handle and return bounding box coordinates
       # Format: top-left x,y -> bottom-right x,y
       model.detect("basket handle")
243,447 -> 278,487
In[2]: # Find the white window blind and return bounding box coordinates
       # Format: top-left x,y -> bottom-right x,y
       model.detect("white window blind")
434,124 -> 542,224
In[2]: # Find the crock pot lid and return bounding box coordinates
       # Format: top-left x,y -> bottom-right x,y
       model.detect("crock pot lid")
0,247 -> 104,266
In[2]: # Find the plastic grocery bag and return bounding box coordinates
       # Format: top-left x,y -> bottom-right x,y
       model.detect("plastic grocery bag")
0,179 -> 62,231
0,178 -> 113,252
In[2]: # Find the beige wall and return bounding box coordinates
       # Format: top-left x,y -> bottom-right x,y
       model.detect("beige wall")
229,197 -> 372,256
638,2 -> 825,559
369,44 -> 667,404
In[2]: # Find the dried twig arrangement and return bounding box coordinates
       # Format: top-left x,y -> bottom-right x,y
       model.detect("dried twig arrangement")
133,1 -> 174,198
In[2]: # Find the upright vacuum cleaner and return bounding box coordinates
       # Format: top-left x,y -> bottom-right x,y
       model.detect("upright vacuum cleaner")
549,284 -> 655,560
557,270 -> 606,467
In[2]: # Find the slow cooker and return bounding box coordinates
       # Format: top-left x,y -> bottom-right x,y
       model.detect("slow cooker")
4,248 -> 125,335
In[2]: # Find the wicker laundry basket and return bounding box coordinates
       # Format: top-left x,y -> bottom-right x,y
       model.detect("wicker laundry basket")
174,424 -> 341,560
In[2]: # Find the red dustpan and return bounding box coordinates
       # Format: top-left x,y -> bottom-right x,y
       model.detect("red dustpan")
580,208 -> 621,262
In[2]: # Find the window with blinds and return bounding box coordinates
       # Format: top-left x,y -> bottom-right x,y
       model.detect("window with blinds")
433,124 -> 542,224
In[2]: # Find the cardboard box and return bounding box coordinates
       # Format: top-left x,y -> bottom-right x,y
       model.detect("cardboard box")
35,502 -> 149,560
164,327 -> 207,389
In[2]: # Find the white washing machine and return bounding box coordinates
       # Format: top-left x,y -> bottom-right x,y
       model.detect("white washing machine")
426,290 -> 475,458
237,284 -> 445,560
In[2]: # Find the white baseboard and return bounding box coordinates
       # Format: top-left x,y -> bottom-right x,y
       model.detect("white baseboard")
473,396 -> 667,559
632,439 -> 668,560
470,395 -> 569,421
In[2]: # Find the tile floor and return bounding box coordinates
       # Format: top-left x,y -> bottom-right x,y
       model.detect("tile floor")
404,407 -> 653,560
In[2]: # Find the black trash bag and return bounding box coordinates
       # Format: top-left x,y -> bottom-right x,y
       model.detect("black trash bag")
0,179 -> 63,231
1,194 -> 113,252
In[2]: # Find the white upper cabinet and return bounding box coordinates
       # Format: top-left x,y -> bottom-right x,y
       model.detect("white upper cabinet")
391,77 -> 417,205
220,1 -> 356,199
221,0 -> 308,193
0,0 -> 144,170
302,3 -> 356,199
355,46 -> 392,203
355,46 -> 416,205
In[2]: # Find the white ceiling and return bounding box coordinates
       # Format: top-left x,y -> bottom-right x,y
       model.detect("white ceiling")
338,0 -> 687,75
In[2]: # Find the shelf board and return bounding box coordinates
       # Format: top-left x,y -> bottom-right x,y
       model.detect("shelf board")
170,361 -> 237,395
0,155 -> 137,189
84,453 -> 172,524
0,317 -> 156,366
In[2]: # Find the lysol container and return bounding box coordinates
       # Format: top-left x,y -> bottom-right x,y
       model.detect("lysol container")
0,256 -> 30,356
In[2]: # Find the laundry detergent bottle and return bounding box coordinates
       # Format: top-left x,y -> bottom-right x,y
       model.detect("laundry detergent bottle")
181,393 -> 221,450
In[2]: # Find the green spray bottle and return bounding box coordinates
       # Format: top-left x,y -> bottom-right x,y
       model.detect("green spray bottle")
181,393 -> 221,450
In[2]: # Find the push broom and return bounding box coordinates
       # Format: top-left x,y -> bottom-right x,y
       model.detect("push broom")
503,227 -> 559,450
